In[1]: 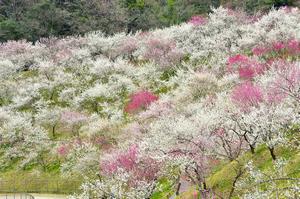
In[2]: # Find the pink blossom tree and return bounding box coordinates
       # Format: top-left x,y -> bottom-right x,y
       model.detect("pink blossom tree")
99,145 -> 161,197
61,111 -> 88,136
188,16 -> 207,26
118,37 -> 138,61
143,37 -> 184,67
227,54 -> 266,79
272,64 -> 300,103
231,82 -> 264,111
125,91 -> 158,114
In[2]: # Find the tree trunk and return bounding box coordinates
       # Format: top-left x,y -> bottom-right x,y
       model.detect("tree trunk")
228,166 -> 243,198
243,134 -> 255,154
176,182 -> 181,195
250,144 -> 255,154
52,124 -> 56,138
269,147 -> 276,160
203,181 -> 207,190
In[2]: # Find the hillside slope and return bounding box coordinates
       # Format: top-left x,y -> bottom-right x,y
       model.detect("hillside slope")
1,7 -> 300,199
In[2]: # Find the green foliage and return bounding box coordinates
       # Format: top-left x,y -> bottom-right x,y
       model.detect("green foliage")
0,19 -> 25,42
151,178 -> 175,199
23,1 -> 72,41
232,0 -> 297,13
1,0 -> 297,42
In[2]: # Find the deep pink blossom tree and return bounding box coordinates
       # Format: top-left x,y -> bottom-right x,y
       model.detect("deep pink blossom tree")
252,39 -> 300,58
125,91 -> 158,113
227,54 -> 249,67
238,66 -> 256,79
227,54 -> 266,79
272,41 -> 285,51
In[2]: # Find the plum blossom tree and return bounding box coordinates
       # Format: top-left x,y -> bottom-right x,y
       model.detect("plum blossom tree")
238,159 -> 300,199
272,63 -> 300,104
36,107 -> 62,138
227,55 -> 266,80
69,144 -> 161,199
142,37 -> 184,68
241,103 -> 294,160
60,139 -> 99,176
125,91 -> 158,114
60,111 -> 88,137
0,112 -> 50,169
231,82 -> 264,112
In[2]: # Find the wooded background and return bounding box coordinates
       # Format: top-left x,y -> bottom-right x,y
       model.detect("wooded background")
0,0 -> 298,42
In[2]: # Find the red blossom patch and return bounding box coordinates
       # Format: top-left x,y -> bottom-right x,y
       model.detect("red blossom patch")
125,91 -> 158,113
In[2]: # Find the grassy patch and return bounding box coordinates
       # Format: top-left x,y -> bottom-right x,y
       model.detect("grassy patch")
151,178 -> 175,199
0,170 -> 82,194
206,145 -> 299,198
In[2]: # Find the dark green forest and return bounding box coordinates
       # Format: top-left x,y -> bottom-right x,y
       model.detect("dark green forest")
0,0 -> 298,42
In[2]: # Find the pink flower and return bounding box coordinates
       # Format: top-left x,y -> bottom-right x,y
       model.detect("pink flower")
227,54 -> 249,66
138,101 -> 173,120
254,63 -> 268,75
57,144 -> 69,156
101,161 -> 118,173
54,49 -> 72,62
252,46 -> 270,56
117,145 -> 138,171
227,54 -> 250,73
138,31 -> 150,38
227,54 -> 266,79
238,66 -> 255,79
273,41 -> 285,51
272,64 -> 300,100
130,157 -> 160,185
287,39 -> 300,54
125,91 -> 158,113
227,8 -> 236,16
231,82 -> 263,111
94,136 -> 112,150
188,15 -> 207,26
101,145 -> 139,174
0,40 -> 33,56
193,191 -> 199,199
